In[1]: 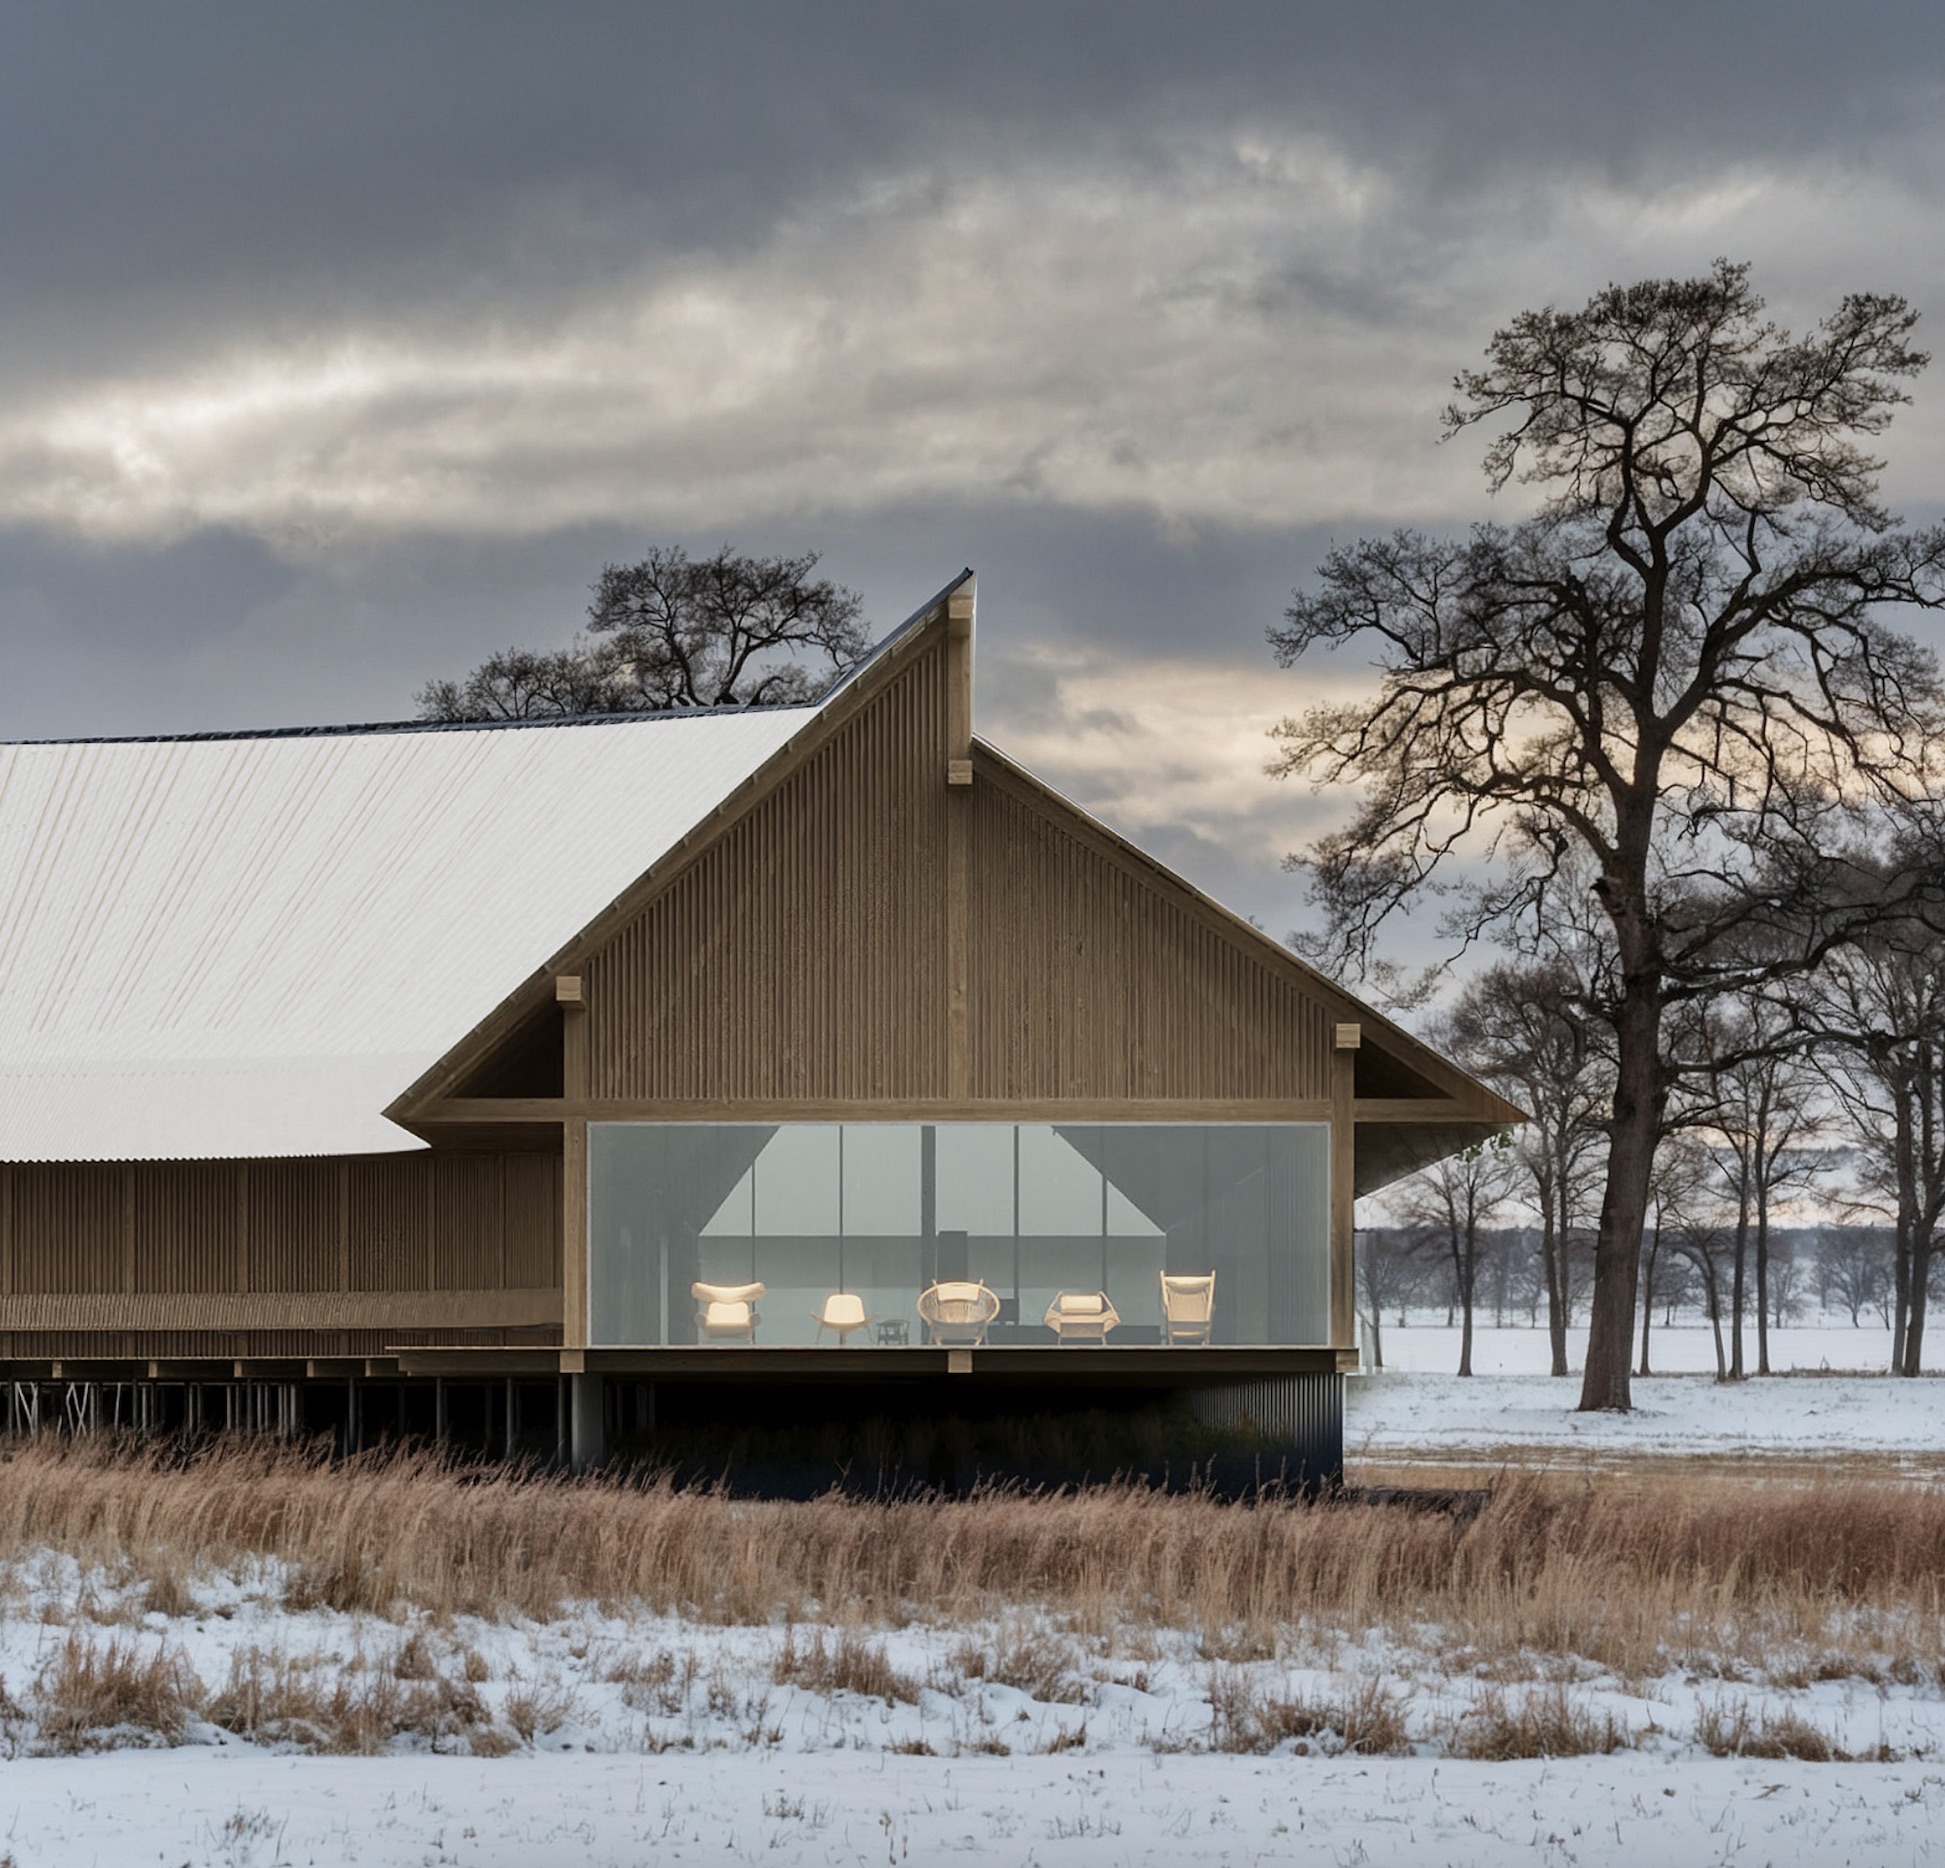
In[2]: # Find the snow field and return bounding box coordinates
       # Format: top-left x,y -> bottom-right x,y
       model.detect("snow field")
8,1365 -> 1945,1864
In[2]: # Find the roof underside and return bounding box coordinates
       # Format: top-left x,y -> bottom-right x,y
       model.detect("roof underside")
0,709 -> 813,1160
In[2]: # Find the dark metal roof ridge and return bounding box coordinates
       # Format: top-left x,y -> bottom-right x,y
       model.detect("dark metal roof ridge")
0,700 -> 823,750
814,567 -> 974,707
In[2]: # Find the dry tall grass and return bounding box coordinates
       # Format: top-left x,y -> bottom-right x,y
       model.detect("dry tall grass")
0,1439 -> 1940,1684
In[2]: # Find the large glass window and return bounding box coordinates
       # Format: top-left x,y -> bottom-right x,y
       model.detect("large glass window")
587,1122 -> 1329,1347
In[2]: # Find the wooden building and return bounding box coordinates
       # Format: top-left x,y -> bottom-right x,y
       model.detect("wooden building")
0,572 -> 1517,1484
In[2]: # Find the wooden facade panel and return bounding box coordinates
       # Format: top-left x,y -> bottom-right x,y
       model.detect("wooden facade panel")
247,1160 -> 343,1292
8,1165 -> 123,1294
585,642 -> 951,1102
432,1156 -> 502,1291
348,1158 -> 433,1293
577,637 -> 1334,1113
133,1162 -> 240,1294
501,1154 -> 562,1289
967,771 -> 1334,1103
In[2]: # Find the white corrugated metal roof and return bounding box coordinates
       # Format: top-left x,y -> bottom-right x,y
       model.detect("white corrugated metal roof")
0,709 -> 814,1160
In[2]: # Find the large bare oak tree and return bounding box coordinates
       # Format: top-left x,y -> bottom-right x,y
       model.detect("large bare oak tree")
1270,261 -> 1945,1410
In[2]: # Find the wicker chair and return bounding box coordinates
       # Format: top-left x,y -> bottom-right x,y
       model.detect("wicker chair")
812,1291 -> 877,1344
917,1279 -> 1000,1347
1159,1273 -> 1216,1346
1044,1289 -> 1120,1345
692,1280 -> 765,1343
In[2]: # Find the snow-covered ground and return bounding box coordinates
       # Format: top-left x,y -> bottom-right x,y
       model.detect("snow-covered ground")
1349,1326 -> 1945,1464
1,1555 -> 1943,1865
1367,1318 -> 1898,1377
9,1748 -> 1945,1866
9,1338 -> 1945,1867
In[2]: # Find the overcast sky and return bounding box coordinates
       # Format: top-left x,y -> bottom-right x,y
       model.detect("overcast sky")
4,1 -> 1944,950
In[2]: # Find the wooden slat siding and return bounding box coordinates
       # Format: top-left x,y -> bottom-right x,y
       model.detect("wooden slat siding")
0,1324 -> 563,1362
347,1157 -> 430,1292
584,641 -> 951,1102
250,1160 -> 343,1291
966,770 -> 1334,1102
432,1156 -> 502,1291
502,1154 -> 562,1289
0,1290 -> 562,1331
11,1165 -> 122,1293
134,1162 -> 241,1294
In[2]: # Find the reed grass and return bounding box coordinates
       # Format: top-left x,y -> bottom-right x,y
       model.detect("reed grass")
0,1439 -> 1939,1688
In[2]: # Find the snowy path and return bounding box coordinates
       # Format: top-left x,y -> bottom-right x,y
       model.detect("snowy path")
7,1748 -> 1945,1867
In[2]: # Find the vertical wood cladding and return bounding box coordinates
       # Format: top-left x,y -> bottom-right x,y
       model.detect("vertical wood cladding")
502,1154 -> 562,1288
578,634 -> 1333,1107
0,1153 -> 560,1320
967,770 -> 1333,1101
586,642 -> 952,1100
134,1162 -> 240,1293
8,1165 -> 123,1293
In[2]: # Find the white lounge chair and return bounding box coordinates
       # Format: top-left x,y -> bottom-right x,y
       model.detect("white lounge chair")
1160,1273 -> 1216,1346
1044,1289 -> 1119,1345
812,1291 -> 877,1344
692,1280 -> 765,1343
917,1280 -> 1000,1347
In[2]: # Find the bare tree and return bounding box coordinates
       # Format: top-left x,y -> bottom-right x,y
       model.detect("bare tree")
1808,891 -> 1945,1373
1817,1223 -> 1892,1329
1638,1136 -> 1710,1376
1694,1006 -> 1823,1377
1443,960 -> 1608,1375
1270,261 -> 1945,1410
1355,1226 -> 1427,1368
420,545 -> 868,720
1392,1138 -> 1518,1376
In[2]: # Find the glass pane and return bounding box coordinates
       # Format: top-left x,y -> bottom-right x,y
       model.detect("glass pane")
936,1124 -> 1015,1236
753,1124 -> 840,1237
587,1120 -> 1330,1347
1016,1125 -> 1103,1235
841,1125 -> 922,1235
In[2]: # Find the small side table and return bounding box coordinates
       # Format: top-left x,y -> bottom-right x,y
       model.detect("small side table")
874,1319 -> 910,1346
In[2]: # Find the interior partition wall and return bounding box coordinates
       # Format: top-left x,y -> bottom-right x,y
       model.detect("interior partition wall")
587,1122 -> 1329,1348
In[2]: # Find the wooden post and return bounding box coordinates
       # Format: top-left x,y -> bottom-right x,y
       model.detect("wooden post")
1330,1023 -> 1360,1349
944,584 -> 974,1099
559,975 -> 590,1350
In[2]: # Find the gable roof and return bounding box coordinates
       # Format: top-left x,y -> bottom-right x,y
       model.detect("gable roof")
0,706 -> 816,1160
0,569 -> 1517,1166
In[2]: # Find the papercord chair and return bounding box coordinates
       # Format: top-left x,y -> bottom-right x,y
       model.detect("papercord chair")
1159,1273 -> 1216,1346
917,1279 -> 1001,1347
1044,1289 -> 1120,1345
692,1280 -> 765,1343
812,1291 -> 877,1344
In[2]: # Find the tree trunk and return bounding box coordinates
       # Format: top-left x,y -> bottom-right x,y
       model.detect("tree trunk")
1906,1244 -> 1932,1376
1457,1251 -> 1475,1378
1579,974 -> 1662,1411
1707,1268 -> 1727,1381
1894,1092 -> 1918,1374
1755,1188 -> 1772,1376
1729,1197 -> 1749,1382
1637,1229 -> 1655,1378
1546,1181 -> 1570,1378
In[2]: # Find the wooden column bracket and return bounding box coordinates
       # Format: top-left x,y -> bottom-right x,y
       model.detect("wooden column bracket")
1329,1021 -> 1359,1349
559,973 -> 591,1352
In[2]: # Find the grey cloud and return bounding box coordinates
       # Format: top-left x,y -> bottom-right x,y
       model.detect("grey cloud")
2,2 -> 1940,380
